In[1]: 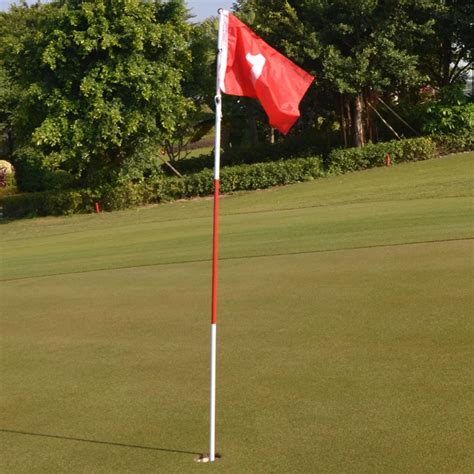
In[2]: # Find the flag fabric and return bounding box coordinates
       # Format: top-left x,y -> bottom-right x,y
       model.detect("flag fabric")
218,10 -> 315,135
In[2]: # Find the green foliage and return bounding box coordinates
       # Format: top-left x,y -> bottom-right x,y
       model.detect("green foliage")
180,16 -> 217,149
1,189 -> 81,217
422,102 -> 473,135
221,158 -> 323,191
327,137 -> 437,174
1,155 -> 324,218
431,133 -> 474,155
181,157 -> 324,196
233,0 -> 439,146
11,145 -> 76,191
396,85 -> 473,136
415,0 -> 473,88
0,65 -> 17,158
6,133 -> 471,219
165,130 -> 338,176
0,0 -> 192,190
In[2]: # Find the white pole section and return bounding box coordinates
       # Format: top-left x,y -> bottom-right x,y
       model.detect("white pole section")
210,8 -> 226,463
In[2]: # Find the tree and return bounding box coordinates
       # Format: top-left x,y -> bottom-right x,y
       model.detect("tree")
416,0 -> 473,89
0,0 -> 192,190
161,16 -> 217,162
0,65 -> 17,159
233,0 -> 438,147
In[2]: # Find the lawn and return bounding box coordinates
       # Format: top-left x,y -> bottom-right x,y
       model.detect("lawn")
1,152 -> 473,472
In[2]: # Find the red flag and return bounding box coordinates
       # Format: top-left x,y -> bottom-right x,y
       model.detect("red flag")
219,11 -> 315,135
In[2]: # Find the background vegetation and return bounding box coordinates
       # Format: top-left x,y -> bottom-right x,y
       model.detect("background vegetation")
0,0 -> 472,214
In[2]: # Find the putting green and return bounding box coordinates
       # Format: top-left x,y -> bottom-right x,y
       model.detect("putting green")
1,153 -> 473,472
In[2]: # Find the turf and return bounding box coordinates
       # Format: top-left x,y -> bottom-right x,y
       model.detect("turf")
1,152 -> 473,472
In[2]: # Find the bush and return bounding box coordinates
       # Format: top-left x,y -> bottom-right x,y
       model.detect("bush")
95,182 -> 149,211
42,170 -> 76,191
1,156 -> 324,218
422,102 -> 473,136
219,157 -> 324,193
163,130 -> 339,176
12,147 -> 78,192
2,133 -> 467,220
327,137 -> 437,174
1,190 -> 83,218
0,159 -> 16,194
394,86 -> 473,138
431,133 -> 474,155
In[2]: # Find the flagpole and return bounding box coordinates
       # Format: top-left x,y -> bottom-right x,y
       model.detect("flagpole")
210,7 -> 225,463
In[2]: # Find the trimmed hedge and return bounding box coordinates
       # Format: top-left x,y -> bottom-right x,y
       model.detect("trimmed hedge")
2,134 -> 471,219
431,133 -> 474,155
327,137 -> 437,174
163,130 -> 339,176
0,156 -> 324,218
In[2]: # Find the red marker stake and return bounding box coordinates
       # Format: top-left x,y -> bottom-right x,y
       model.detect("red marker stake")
95,202 -> 100,214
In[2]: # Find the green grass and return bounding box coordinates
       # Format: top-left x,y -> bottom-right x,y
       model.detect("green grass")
1,153 -> 473,472
186,146 -> 213,159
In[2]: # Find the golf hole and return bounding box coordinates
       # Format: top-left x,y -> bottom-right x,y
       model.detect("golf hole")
194,453 -> 222,463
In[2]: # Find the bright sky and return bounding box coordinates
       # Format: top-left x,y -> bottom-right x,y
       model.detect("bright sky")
0,0 -> 234,21
188,0 -> 233,20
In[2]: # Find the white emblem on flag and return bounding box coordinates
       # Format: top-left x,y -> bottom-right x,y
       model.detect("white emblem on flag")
246,53 -> 266,83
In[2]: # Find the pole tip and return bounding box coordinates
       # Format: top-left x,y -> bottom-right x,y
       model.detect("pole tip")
217,8 -> 223,14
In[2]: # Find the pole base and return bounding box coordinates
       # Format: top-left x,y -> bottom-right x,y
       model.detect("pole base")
194,453 -> 222,463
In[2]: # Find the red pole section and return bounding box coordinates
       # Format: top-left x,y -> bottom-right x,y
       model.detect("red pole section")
211,179 -> 220,325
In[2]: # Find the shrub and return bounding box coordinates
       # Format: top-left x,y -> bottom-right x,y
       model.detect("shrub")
431,133 -> 474,155
422,102 -> 473,136
394,86 -> 473,138
149,176 -> 186,201
42,170 -> 76,191
163,130 -> 339,176
96,182 -> 149,211
2,190 -> 85,218
327,137 -> 437,174
1,192 -> 48,218
3,132 -> 467,220
1,156 -> 324,218
0,159 -> 16,194
219,157 -> 324,193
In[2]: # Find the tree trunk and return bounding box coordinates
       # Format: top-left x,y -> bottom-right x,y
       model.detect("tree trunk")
247,100 -> 259,145
352,94 -> 365,148
221,122 -> 231,151
270,127 -> 275,144
441,36 -> 452,86
339,94 -> 348,147
345,99 -> 352,146
364,89 -> 378,143
7,130 -> 14,158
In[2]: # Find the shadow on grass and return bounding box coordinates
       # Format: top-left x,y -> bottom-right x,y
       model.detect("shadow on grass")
0,429 -> 201,456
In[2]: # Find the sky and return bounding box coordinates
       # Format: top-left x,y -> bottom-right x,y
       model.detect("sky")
0,0 -> 234,21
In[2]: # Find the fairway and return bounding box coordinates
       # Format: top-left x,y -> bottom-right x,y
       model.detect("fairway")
1,153 -> 473,472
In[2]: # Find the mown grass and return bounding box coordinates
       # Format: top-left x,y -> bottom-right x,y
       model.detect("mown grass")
1,152 -> 473,473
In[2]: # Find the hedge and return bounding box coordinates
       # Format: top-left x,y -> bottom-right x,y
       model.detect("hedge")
0,156 -> 324,218
2,134 -> 471,219
327,137 -> 437,174
431,133 -> 474,155
163,130 -> 339,176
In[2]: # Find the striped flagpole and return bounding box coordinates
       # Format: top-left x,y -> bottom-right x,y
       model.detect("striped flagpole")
210,8 -> 225,463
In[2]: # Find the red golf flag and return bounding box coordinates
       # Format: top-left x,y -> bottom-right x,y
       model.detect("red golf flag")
219,10 -> 315,135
